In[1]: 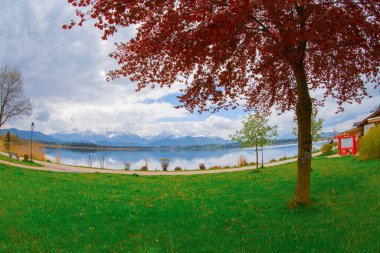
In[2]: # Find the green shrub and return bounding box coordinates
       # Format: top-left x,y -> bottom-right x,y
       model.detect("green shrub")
359,126 -> 380,160
199,163 -> 205,170
321,143 -> 333,154
174,166 -> 182,171
269,159 -> 277,163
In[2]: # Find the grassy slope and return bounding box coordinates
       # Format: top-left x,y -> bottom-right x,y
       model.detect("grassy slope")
0,154 -> 43,167
0,156 -> 379,252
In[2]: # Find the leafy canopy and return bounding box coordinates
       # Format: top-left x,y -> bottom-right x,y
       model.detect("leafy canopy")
66,0 -> 379,113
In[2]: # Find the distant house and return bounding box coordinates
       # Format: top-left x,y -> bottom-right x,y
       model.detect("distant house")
341,106 -> 380,138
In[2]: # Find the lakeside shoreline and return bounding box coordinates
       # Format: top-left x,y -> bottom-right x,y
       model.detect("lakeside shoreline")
44,139 -> 331,152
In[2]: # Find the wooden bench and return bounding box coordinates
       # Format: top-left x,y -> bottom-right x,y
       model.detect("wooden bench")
8,152 -> 20,160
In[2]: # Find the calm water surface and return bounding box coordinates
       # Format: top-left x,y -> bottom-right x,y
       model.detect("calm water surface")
46,142 -> 326,171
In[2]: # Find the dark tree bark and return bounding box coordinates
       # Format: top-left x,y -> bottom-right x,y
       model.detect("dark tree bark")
293,61 -> 312,205
281,6 -> 313,206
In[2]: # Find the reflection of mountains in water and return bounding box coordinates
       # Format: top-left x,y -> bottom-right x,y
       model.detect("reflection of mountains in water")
46,147 -> 241,162
46,142 -> 329,171
46,141 -> 328,167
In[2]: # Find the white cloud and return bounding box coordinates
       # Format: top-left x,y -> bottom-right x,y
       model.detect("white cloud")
268,110 -> 296,136
133,115 -> 242,138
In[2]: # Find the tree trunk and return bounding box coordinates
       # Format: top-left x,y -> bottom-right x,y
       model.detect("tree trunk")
255,140 -> 259,170
293,62 -> 312,205
261,145 -> 264,168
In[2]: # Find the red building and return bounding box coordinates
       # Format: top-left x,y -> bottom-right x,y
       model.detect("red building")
337,106 -> 380,156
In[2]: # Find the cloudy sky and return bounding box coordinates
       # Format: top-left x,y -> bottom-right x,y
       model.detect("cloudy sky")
0,0 -> 379,139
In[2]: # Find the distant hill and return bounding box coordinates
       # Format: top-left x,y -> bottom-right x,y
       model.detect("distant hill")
50,130 -> 147,146
1,128 -> 231,148
0,128 -> 59,143
147,136 -> 230,147
321,132 -> 335,138
277,132 -> 335,143
0,128 -> 334,148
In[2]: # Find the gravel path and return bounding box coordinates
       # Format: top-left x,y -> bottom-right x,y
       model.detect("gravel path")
0,152 -> 322,176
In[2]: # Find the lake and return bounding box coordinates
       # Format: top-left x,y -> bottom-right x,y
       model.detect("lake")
45,142 -> 327,171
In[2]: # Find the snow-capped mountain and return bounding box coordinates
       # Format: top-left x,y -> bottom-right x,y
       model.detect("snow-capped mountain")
145,131 -> 181,142
1,128 -> 232,147
147,135 -> 230,147
50,129 -> 147,146
49,129 -> 230,147
1,128 -> 335,148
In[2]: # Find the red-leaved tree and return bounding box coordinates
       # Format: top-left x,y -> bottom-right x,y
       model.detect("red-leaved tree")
65,0 -> 379,205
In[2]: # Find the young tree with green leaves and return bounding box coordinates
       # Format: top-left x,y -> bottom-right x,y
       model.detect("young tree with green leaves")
292,109 -> 323,143
231,114 -> 278,170
259,124 -> 278,168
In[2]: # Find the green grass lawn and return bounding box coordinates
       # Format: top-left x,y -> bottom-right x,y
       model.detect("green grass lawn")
0,156 -> 379,252
0,154 -> 43,167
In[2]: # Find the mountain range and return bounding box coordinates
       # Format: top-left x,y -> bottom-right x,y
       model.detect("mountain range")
0,128 -> 232,147
0,128 -> 335,148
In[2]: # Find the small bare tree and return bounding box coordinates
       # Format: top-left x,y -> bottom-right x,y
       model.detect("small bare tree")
85,154 -> 93,167
0,66 -> 32,128
98,154 -> 105,168
140,156 -> 149,171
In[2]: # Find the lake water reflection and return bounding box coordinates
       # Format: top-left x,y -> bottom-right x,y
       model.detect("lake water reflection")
46,142 -> 326,171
